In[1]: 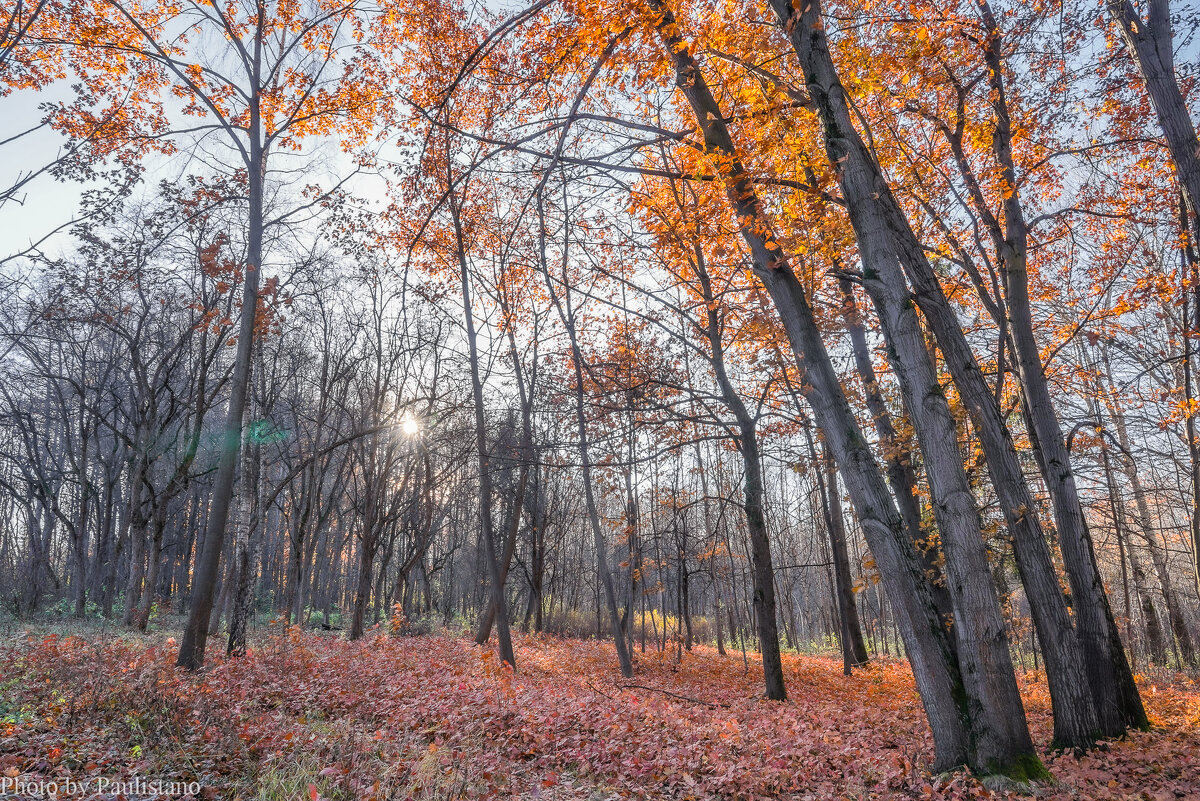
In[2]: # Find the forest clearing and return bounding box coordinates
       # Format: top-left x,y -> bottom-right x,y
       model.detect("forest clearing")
2,627 -> 1198,800
6,0 -> 1200,796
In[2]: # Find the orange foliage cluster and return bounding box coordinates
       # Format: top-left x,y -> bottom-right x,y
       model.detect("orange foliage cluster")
2,632 -> 1198,800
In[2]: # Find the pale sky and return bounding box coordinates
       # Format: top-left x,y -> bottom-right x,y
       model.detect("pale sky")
1,77 -> 395,271
1,86 -> 86,261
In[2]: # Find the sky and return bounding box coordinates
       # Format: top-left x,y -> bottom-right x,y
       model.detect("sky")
0,86 -> 85,261
0,78 -> 395,272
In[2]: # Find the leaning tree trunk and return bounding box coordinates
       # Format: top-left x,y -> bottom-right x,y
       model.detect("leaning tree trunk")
536,187 -> 634,678
770,0 -> 1115,750
767,0 -> 1037,769
817,441 -> 870,668
837,278 -> 954,632
177,110 -> 265,671
648,1 -> 971,770
974,0 -> 1144,736
449,176 -> 516,670
1110,0 -> 1200,236
694,243 -> 786,699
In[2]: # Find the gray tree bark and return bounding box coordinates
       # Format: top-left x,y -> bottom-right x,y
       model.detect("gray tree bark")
768,0 -> 1042,769
176,44 -> 265,668
836,278 -> 954,637
537,190 -> 634,679
649,0 -> 972,770
692,242 -> 786,699
770,0 -> 1126,748
449,177 -> 516,670
1110,0 -> 1200,615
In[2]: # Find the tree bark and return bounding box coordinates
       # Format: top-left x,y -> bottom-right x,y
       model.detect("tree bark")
1106,376 -> 1198,664
649,1 -> 971,770
122,519 -> 146,627
975,0 -> 1143,736
817,440 -> 870,668
836,278 -> 953,631
1109,0 -> 1200,234
449,173 -> 515,670
228,428 -> 262,655
693,242 -> 786,699
771,0 -> 1116,750
769,0 -> 1038,768
474,458 -> 528,644
134,501 -> 168,631
349,526 -> 378,642
538,188 -> 634,678
176,59 -> 265,669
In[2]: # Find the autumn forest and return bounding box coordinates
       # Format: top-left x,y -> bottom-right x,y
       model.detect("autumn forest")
1,0 -> 1200,798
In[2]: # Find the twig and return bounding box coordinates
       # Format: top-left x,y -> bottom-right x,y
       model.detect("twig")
585,680 -> 615,700
618,683 -> 729,708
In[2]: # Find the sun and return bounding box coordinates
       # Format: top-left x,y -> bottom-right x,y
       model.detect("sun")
401,415 -> 419,436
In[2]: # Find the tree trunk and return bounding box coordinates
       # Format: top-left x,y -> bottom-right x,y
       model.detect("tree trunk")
122,512 -> 147,628
284,467 -> 316,624
474,461 -> 528,643
692,242 -> 785,699
71,436 -> 91,618
526,467 -> 546,633
1107,378 -> 1198,664
837,278 -> 953,631
975,0 -> 1144,737
771,0 -> 1113,752
349,532 -> 377,641
818,441 -> 870,668
450,174 -> 515,670
135,501 -> 168,631
1181,209 -> 1200,633
1109,1 -> 1200,234
177,93 -> 265,670
538,190 -> 633,679
649,1 -> 971,769
228,431 -> 263,655
739,427 -> 786,699
771,0 -> 1037,768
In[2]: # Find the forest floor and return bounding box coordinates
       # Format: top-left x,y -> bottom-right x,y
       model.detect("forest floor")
0,625 -> 1198,800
